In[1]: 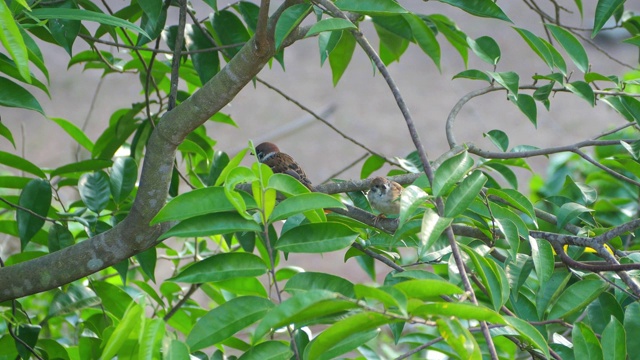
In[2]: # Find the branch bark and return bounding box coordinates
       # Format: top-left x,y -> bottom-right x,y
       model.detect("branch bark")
0,4 -> 288,302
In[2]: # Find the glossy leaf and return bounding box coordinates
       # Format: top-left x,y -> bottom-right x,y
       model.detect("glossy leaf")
187,296 -> 274,351
15,324 -> 40,360
546,24 -> 589,73
171,252 -> 267,283
239,341 -> 293,360
433,151 -> 473,197
436,317 -> 482,360
334,0 -> 408,15
306,18 -> 357,37
557,202 -> 593,228
602,316 -> 625,360
505,316 -> 550,359
417,208 -> 452,256
513,27 -> 554,70
0,1 -> 30,81
275,3 -> 312,49
573,322 -> 602,360
511,93 -> 537,127
393,279 -> 463,299
0,121 -> 15,148
78,171 -> 110,213
360,154 -> 385,179
438,0 -> 511,22
50,159 -> 113,177
488,71 -> 519,98
275,222 -> 358,253
48,223 -> 74,252
17,179 -> 51,249
284,272 -> 355,297
413,302 -> 506,323
185,24 -> 220,85
548,279 -> 608,319
624,302 -> 640,358
404,13 -> 440,69
566,81 -> 595,106
468,36 -> 500,65
269,193 -> 345,222
50,117 -> 94,151
452,69 -> 491,82
485,129 -> 509,152
101,302 -> 143,360
592,0 -> 625,37
329,31 -> 356,86
108,157 -> 137,204
158,212 -> 262,240
487,188 -> 537,226
152,187 -> 257,224
31,8 -> 149,38
445,170 -> 487,217
0,76 -> 44,114
211,10 -> 250,58
399,185 -> 428,226
305,312 -> 392,360
139,318 -> 165,360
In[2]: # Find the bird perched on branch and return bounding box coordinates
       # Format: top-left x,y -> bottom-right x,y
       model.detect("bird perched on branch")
367,176 -> 403,219
254,142 -> 314,190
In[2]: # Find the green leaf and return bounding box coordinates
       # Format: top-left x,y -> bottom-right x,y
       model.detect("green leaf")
318,29 -> 342,66
30,8 -> 149,38
253,290 -> 353,342
171,253 -> 267,283
329,30 -> 356,86
530,238 -> 555,285
403,14 -> 440,69
624,302 -> 640,358
513,27 -> 554,70
566,81 -> 595,106
467,36 -> 500,65
487,188 -> 537,226
510,93 -> 537,127
135,247 -> 157,283
78,171 -> 110,213
602,316 -> 625,360
215,148 -> 248,186
417,208 -> 452,257
109,157 -> 137,204
152,187 -> 256,224
445,170 -> 487,217
50,117 -> 94,152
185,24 -> 220,85
413,302 -> 505,324
484,129 -> 509,151
269,193 -> 345,222
438,0 -> 512,22
159,212 -> 262,240
275,3 -> 312,49
399,185 -> 428,226
17,179 -> 51,250
433,151 -> 473,197
488,71 -> 519,98
14,324 -> 40,360
548,279 -> 608,319
275,222 -> 358,253
0,121 -> 15,148
0,151 -> 45,178
354,285 -> 407,315
239,341 -> 293,360
436,317 -> 481,360
505,316 -> 550,359
545,24 -> 589,73
187,296 -> 274,351
92,281 -> 133,319
306,18 -> 357,37
139,318 -> 165,360
211,10 -> 251,59
0,76 -> 44,114
334,0 -> 408,16
573,322 -> 603,360
592,0 -> 625,37
557,202 -> 593,228
360,154 -> 385,179
393,279 -> 464,299
452,69 -> 491,82
284,272 -> 355,297
100,302 -> 144,360
305,312 -> 393,360
0,1 -> 30,82
464,247 -> 509,310
50,159 -> 113,177
166,340 -> 190,360
48,223 -> 74,252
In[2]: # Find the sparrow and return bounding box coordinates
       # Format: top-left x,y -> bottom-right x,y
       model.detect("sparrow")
367,176 -> 403,219
254,142 -> 314,190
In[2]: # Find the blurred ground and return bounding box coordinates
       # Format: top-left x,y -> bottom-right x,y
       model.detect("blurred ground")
1,2 -> 638,283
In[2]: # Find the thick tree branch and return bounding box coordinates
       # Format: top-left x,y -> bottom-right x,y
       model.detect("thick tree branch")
0,5 -> 293,302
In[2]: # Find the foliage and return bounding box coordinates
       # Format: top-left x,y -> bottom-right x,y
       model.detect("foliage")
1,0 -> 640,359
